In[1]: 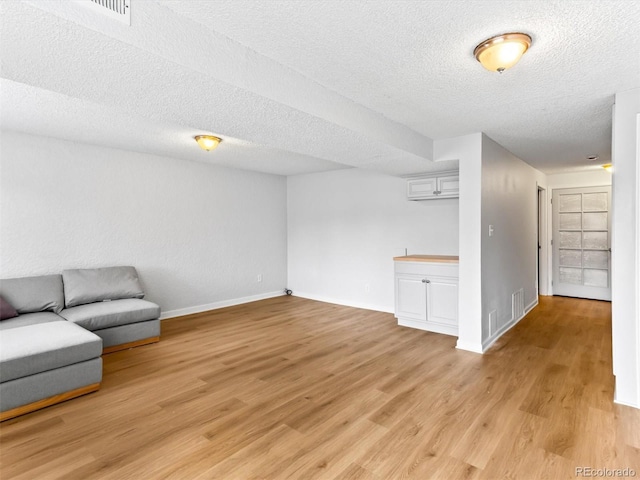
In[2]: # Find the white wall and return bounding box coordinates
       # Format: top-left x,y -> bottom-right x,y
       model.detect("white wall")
440,133 -> 544,353
545,169 -> 612,190
611,88 -> 640,408
480,135 -> 546,350
287,168 -> 459,312
0,131 -> 288,317
435,134 -> 484,353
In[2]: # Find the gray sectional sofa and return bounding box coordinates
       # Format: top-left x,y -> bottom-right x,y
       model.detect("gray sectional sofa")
0,266 -> 160,421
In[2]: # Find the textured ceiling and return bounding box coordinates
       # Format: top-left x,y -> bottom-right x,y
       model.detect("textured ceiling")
0,79 -> 350,176
1,0 -> 639,175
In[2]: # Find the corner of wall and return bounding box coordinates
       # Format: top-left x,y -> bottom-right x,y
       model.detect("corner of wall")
611,88 -> 640,409
455,340 -> 484,354
454,133 -> 484,351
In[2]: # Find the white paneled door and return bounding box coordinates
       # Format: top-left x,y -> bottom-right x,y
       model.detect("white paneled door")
552,186 -> 612,301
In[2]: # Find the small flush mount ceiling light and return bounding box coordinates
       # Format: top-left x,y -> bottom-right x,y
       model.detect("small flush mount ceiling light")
194,135 -> 221,151
474,32 -> 532,73
602,164 -> 612,172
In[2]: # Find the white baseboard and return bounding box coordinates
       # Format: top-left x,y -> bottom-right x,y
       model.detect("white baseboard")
160,291 -> 285,320
292,291 -> 394,314
456,340 -> 484,354
613,397 -> 640,409
525,298 -> 539,314
398,317 -> 458,337
481,297 -> 539,352
614,385 -> 640,409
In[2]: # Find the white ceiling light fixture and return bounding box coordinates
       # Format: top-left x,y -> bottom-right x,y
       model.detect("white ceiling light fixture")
194,135 -> 221,151
474,32 -> 532,73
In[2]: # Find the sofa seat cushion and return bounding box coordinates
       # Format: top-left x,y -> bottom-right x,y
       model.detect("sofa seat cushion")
0,322 -> 102,383
60,298 -> 160,331
0,312 -> 64,331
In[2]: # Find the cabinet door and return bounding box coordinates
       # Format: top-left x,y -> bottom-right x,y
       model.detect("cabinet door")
407,177 -> 438,200
395,275 -> 427,321
426,277 -> 458,326
437,175 -> 459,197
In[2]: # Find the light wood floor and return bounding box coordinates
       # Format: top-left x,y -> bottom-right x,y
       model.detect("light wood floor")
1,296 -> 638,479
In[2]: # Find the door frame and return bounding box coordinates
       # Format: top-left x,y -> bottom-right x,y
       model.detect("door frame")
545,179 -> 612,296
537,185 -> 549,296
551,185 -> 612,300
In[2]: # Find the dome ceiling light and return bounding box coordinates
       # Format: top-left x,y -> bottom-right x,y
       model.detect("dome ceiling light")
474,33 -> 532,73
194,135 -> 221,151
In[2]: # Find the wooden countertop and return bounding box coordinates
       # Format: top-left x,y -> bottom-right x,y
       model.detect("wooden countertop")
393,255 -> 459,263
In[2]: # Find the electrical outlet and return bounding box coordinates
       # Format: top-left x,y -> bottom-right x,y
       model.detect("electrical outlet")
257,274 -> 262,283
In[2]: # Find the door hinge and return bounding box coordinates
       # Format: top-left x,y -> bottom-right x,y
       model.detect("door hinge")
551,280 -> 554,286
551,239 -> 553,245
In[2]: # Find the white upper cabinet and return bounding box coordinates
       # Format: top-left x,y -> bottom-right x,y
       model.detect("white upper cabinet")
436,174 -> 459,197
406,170 -> 459,200
407,177 -> 438,199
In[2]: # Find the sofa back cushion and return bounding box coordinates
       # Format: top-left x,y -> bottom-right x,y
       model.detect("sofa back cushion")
0,274 -> 65,314
63,266 -> 145,308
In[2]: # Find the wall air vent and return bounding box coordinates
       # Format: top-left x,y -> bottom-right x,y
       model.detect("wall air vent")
76,0 -> 130,25
512,288 -> 524,322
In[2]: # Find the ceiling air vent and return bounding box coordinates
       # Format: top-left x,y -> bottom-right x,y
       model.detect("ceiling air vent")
76,0 -> 130,25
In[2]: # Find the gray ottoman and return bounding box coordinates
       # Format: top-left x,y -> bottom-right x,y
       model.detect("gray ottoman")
0,321 -> 102,421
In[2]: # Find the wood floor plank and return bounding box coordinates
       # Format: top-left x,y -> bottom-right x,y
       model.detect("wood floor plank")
519,362 -> 571,418
8,450 -> 97,480
1,295 -> 638,479
333,463 -> 380,480
190,424 -> 304,480
274,419 -> 387,480
480,410 -> 574,479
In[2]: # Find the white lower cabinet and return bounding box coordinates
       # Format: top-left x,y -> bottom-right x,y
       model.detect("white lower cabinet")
394,261 -> 459,336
